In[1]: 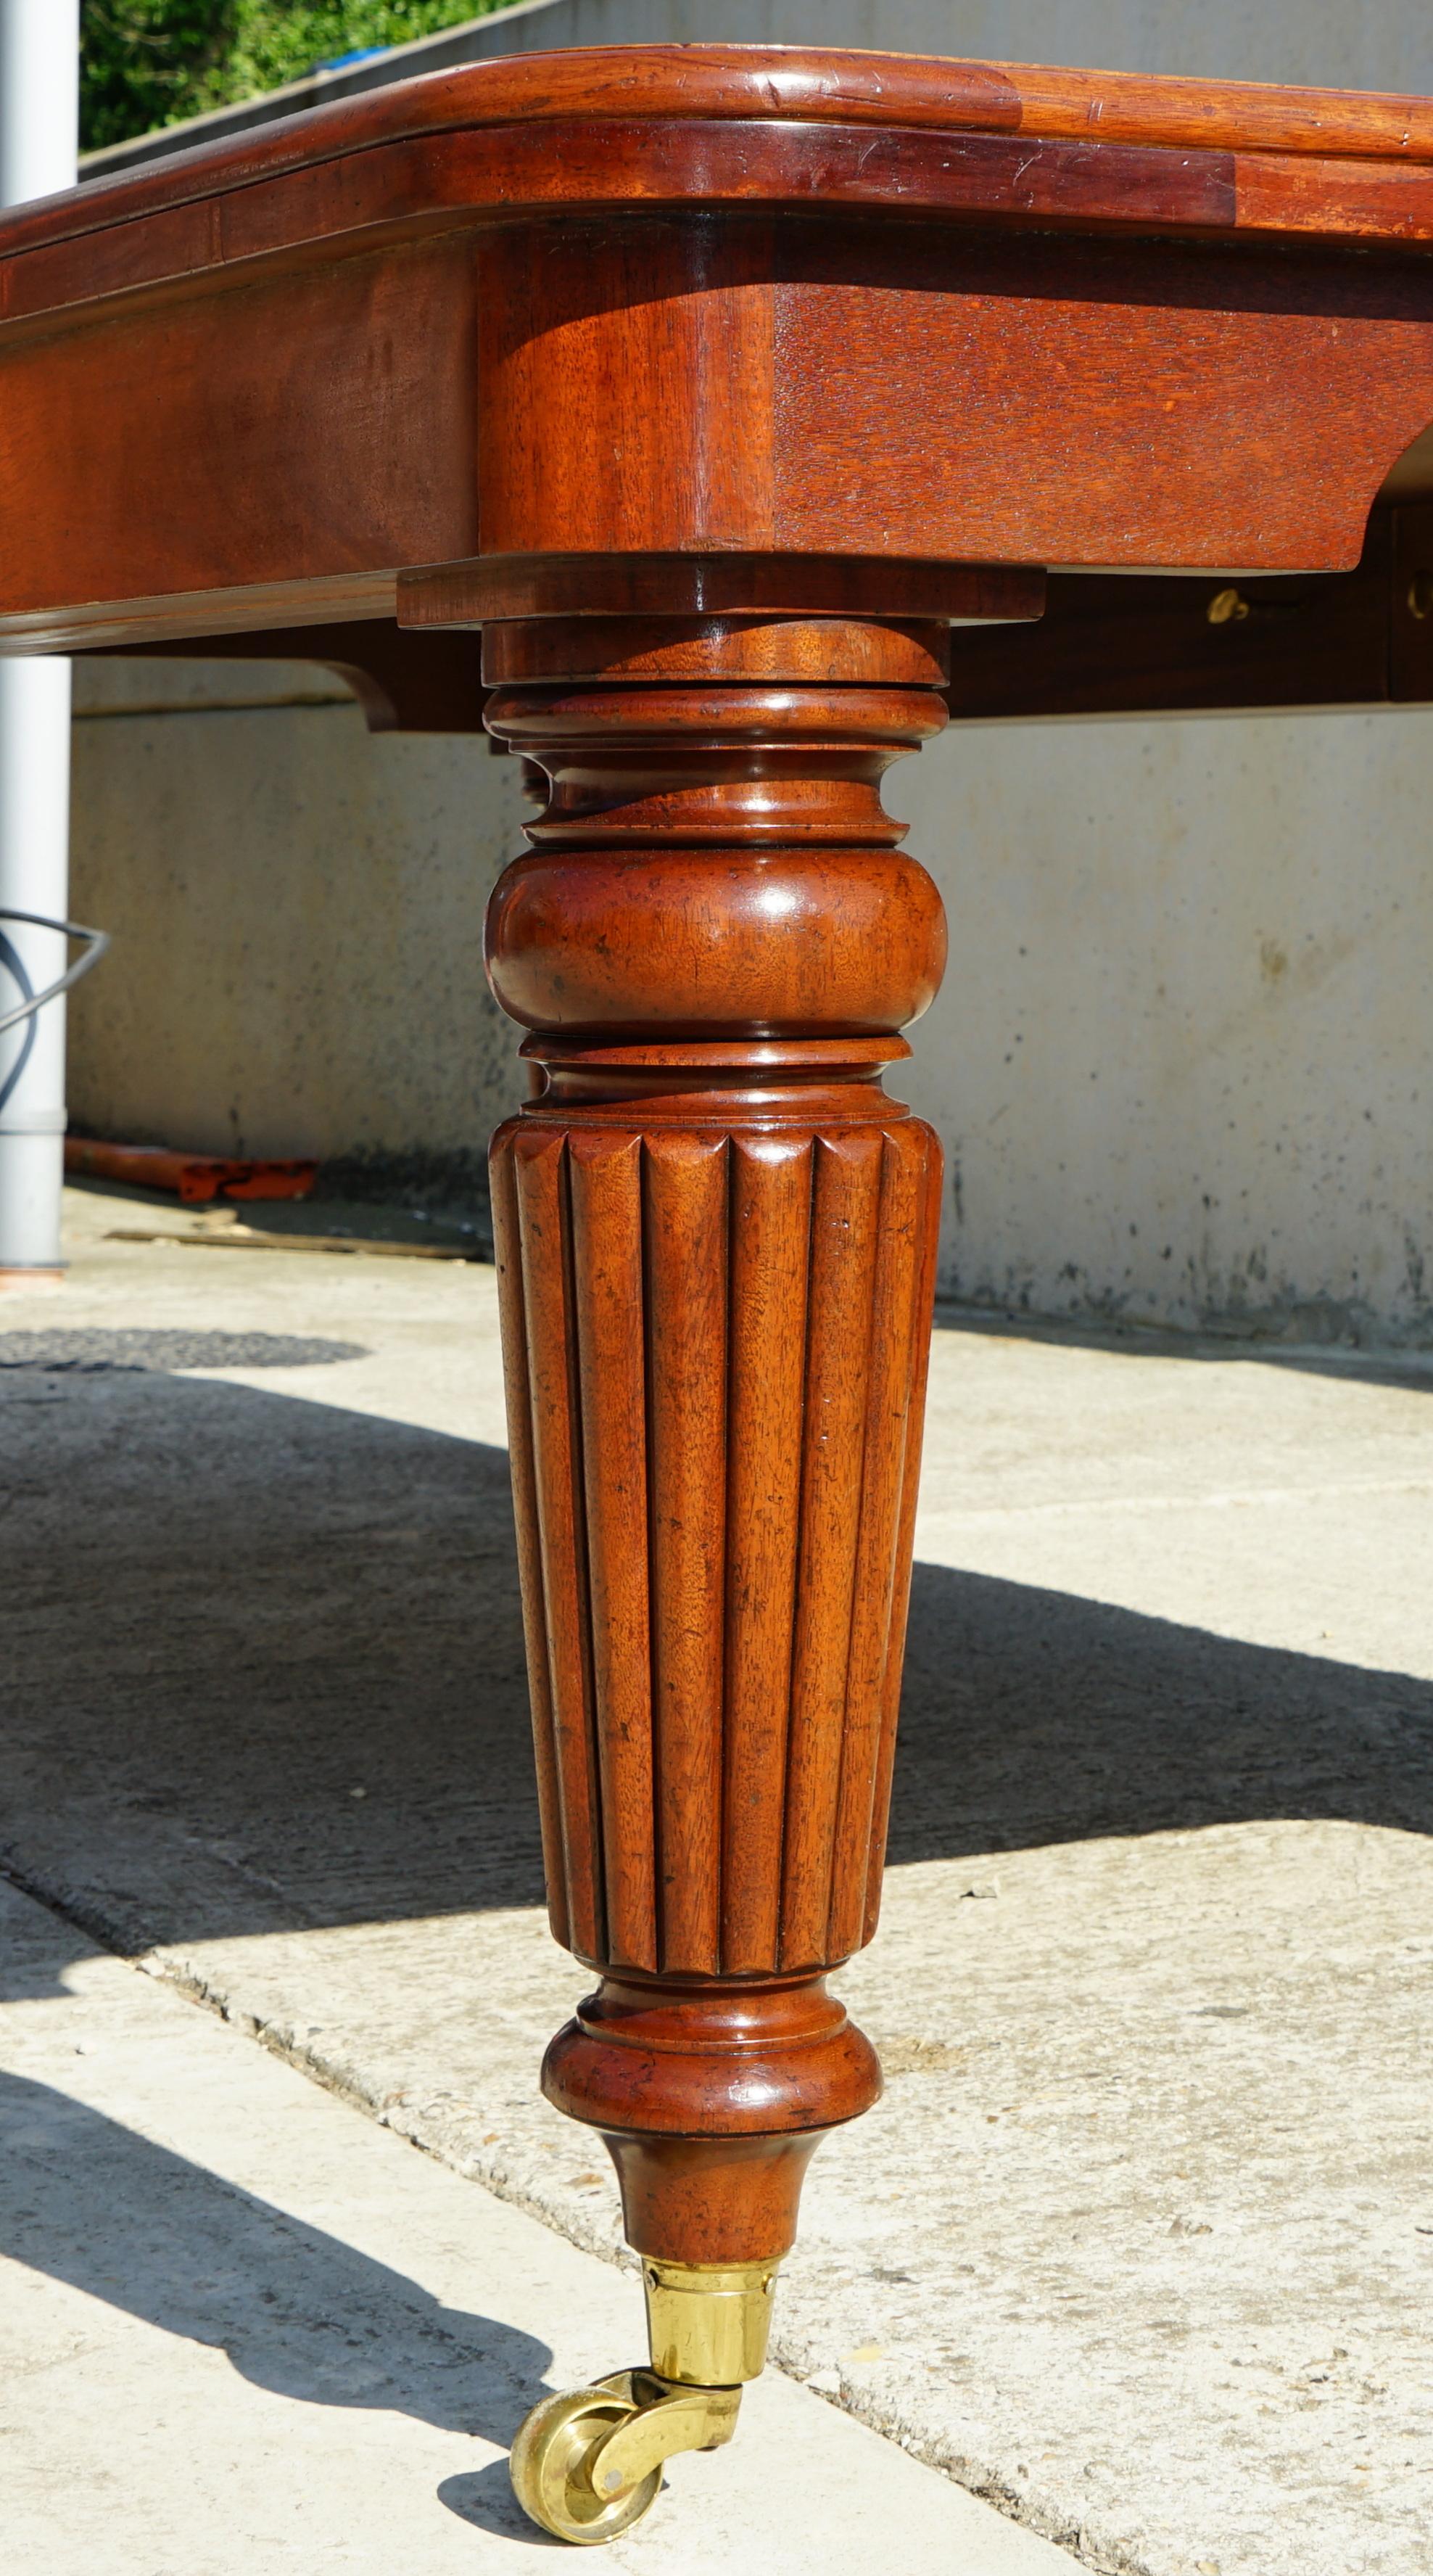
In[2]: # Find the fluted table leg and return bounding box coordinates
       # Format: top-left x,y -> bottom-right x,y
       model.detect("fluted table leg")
483,607 -> 948,2540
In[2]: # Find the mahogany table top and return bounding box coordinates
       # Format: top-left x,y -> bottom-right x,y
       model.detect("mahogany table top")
2,45 -> 1433,658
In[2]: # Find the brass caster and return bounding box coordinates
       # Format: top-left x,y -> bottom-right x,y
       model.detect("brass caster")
642,2258 -> 779,2385
510,2367 -> 741,2546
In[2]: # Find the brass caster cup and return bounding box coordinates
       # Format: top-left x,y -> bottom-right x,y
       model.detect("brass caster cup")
643,2258 -> 778,2387
510,2369 -> 740,2545
509,2259 -> 779,2544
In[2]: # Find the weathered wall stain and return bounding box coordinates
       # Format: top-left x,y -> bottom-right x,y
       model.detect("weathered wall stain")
68,672 -> 1433,1347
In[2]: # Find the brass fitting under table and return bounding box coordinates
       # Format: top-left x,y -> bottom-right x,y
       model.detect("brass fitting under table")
509,2258 -> 780,2544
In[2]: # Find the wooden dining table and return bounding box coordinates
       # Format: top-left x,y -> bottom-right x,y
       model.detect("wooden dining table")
5,42 -> 1432,2543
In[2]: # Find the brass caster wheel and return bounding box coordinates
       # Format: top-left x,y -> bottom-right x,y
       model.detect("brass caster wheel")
510,2366 -> 742,2546
509,2375 -> 663,2546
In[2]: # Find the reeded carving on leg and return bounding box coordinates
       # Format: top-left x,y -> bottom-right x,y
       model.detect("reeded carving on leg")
490,1111 -> 940,1980
486,611 -> 946,2538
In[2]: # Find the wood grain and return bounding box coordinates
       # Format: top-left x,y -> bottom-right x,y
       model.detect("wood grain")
0,574 -> 399,657
543,1974 -> 883,2262
105,527 -> 1433,725
511,1126 -> 605,1964
7,49 -> 1433,650
486,613 -> 944,2289
476,218 -> 776,561
568,1133 -> 657,1973
402,557 -> 1043,627
772,226 -> 1433,572
645,1133 -> 730,1976
0,236 -> 478,627
21,44 -> 1433,289
721,1137 -> 812,1974
862,1148 -> 943,1949
490,1140 -> 568,1954
826,1124 -> 933,1963
778,1131 -> 884,1972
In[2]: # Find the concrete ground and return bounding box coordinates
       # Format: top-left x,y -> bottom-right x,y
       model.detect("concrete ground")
2,1185 -> 1431,2575
1,1872 -> 1070,2575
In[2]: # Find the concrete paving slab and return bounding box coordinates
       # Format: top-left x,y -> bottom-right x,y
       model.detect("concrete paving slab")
0,1872 -> 1075,2575
1,1188 -> 1430,2573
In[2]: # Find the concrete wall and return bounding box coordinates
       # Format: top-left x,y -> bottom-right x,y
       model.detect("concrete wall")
68,662 -> 528,1192
70,662 -> 1433,1343
891,712 -> 1433,1343
65,0 -> 1433,1341
451,0 -> 1433,94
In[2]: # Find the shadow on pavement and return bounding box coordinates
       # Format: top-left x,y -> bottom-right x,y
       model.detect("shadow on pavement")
932,1304 -> 1433,1399
1,1357 -> 1429,1995
0,2067 -> 550,2469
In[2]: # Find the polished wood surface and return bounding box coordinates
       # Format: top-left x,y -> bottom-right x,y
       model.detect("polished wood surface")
7,49 -> 1433,649
484,608 -> 945,2250
3,35 -> 1432,2459
103,500 -> 1433,732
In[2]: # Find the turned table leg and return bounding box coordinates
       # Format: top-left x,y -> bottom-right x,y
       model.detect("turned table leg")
483,607 -> 948,2541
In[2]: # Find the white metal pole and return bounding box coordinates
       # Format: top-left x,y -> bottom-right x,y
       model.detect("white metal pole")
0,0 -> 78,1279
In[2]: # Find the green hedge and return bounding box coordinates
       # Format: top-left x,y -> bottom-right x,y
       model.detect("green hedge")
82,2 -> 509,150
